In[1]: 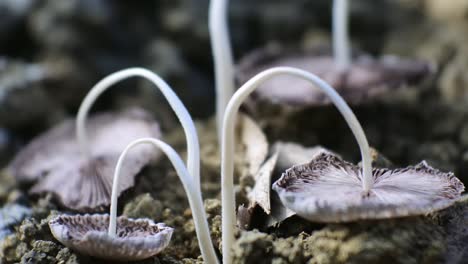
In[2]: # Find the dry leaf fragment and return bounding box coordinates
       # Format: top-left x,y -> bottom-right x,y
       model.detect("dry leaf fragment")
248,152 -> 278,214
237,114 -> 269,178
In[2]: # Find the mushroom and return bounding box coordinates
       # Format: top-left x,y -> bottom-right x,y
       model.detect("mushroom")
49,214 -> 173,261
235,0 -> 434,107
10,108 -> 161,211
9,67 -> 201,211
220,66 -> 372,264
237,46 -> 432,107
50,138 -> 219,263
221,66 -> 465,263
208,0 -> 431,135
273,151 -> 464,222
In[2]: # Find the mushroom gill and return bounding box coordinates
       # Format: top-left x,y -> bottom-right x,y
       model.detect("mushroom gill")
273,151 -> 464,222
49,214 -> 173,261
9,108 -> 161,211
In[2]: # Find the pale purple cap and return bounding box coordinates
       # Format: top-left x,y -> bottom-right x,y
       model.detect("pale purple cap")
9,108 -> 161,211
273,151 -> 464,222
49,214 -> 173,261
237,44 -> 434,107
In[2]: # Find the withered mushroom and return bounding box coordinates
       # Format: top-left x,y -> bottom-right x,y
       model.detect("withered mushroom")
236,0 -> 433,107
9,67 -> 201,211
50,137 -> 218,262
50,138 -> 218,262
237,46 -> 432,107
10,108 -> 161,211
221,67 -> 464,263
273,151 -> 464,222
220,67 -> 373,264
49,214 -> 173,261
209,0 -> 432,141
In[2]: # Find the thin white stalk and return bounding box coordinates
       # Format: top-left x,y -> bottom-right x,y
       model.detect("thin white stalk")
221,67 -> 372,264
209,0 -> 235,140
76,67 -> 201,191
333,0 -> 351,69
108,138 -> 219,264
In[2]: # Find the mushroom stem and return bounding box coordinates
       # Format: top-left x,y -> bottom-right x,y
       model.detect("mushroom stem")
221,67 -> 372,264
109,138 -> 219,264
333,0 -> 351,69
76,67 -> 201,191
209,0 -> 235,140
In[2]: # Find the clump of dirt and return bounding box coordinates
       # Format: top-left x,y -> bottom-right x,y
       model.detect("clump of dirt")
122,193 -> 222,262
123,193 -> 164,220
232,197 -> 468,264
304,219 -> 444,264
233,217 -> 445,264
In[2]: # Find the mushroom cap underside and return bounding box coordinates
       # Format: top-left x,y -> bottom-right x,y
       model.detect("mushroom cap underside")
49,214 -> 173,261
273,151 -> 464,222
9,108 -> 162,211
237,45 -> 433,106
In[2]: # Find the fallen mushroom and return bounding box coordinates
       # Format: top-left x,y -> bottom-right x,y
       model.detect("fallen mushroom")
273,151 -> 464,222
49,214 -> 173,261
240,143 -> 395,229
237,46 -> 433,108
10,108 -> 161,211
9,67 -> 201,211
221,66 -> 373,264
50,138 -> 219,262
208,0 -> 432,145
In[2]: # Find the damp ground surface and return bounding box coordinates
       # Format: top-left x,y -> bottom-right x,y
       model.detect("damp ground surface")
1,1 -> 468,263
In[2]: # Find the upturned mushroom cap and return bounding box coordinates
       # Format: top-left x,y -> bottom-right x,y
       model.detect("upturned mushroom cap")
237,45 -> 433,107
273,151 -> 464,222
8,108 -> 161,211
49,214 -> 173,261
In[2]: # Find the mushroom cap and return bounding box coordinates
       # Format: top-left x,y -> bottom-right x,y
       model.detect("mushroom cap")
8,108 -> 161,211
49,214 -> 173,261
237,45 -> 434,107
273,151 -> 464,222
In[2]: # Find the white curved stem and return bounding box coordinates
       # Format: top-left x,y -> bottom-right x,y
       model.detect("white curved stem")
76,67 -> 200,191
108,138 -> 219,264
221,67 -> 372,264
209,0 -> 235,140
333,0 -> 351,69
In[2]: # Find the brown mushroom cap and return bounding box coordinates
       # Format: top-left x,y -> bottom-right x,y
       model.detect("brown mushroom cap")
49,214 -> 173,261
8,108 -> 161,211
273,151 -> 464,222
237,45 -> 434,107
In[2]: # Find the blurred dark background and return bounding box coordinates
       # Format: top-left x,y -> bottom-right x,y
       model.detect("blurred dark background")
1,0 -> 468,180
